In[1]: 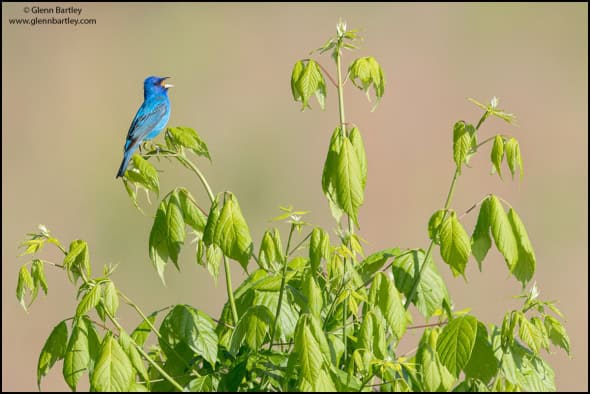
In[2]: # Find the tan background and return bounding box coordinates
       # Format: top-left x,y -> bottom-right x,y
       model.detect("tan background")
2,3 -> 587,391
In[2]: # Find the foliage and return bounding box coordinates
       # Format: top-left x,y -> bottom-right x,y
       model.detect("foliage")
17,20 -> 569,392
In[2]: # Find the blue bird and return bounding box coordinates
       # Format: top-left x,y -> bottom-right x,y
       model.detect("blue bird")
116,76 -> 173,178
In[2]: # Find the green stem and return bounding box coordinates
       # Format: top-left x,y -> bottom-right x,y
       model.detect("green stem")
335,46 -> 347,136
404,111 -> 489,311
178,155 -> 238,325
268,224 -> 296,350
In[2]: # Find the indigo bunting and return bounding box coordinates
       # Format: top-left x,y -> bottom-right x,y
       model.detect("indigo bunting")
116,76 -> 173,178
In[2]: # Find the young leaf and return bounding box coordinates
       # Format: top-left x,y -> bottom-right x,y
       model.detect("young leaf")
471,197 -> 492,269
131,310 -> 159,347
63,317 -> 95,391
349,127 -> 367,189
348,56 -> 385,109
309,227 -> 330,271
302,272 -> 323,318
453,121 -> 476,174
439,210 -> 471,277
91,332 -> 133,392
544,315 -> 571,355
37,320 -> 68,389
118,330 -> 149,384
159,305 -> 218,366
167,126 -> 211,160
491,135 -> 505,179
464,322 -> 499,383
229,305 -> 273,353
16,265 -> 34,310
63,240 -> 91,284
428,209 -> 446,245
517,312 -> 544,355
500,341 -> 556,391
322,127 -> 345,222
177,187 -> 207,232
292,59 -> 326,110
149,200 -> 169,284
417,328 -> 456,391
204,193 -> 253,271
370,272 -> 410,338
125,154 -> 160,194
436,315 -> 478,377
489,195 -> 518,270
76,283 -> 102,317
505,137 -> 523,180
294,317 -> 324,384
166,191 -> 186,269
102,280 -> 119,317
334,136 -> 364,227
507,208 -> 536,286
392,250 -> 450,319
30,259 -> 48,299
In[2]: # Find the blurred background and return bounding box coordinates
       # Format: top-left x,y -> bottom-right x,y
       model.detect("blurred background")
2,3 -> 587,391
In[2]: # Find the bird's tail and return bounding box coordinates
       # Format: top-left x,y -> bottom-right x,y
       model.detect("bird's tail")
116,151 -> 133,178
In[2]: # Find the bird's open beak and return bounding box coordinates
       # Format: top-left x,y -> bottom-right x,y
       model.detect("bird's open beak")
160,77 -> 174,89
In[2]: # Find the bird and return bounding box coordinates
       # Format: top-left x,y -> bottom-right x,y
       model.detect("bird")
116,76 -> 173,178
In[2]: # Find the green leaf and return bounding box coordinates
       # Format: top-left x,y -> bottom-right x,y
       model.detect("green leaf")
453,121 -> 475,174
335,135 -> 364,227
309,227 -> 330,271
302,272 -> 323,318
507,208 -> 536,286
76,283 -> 102,317
439,211 -> 471,277
349,127 -> 367,189
159,305 -> 218,366
322,127 -> 345,223
500,341 -> 555,391
505,137 -> 523,180
186,375 -> 218,392
205,244 -> 222,283
489,195 -> 518,270
291,60 -> 305,101
294,59 -> 326,110
356,247 -> 402,283
436,315 -> 478,377
392,250 -> 450,319
253,289 -> 298,341
295,317 -> 324,384
63,317 -> 96,391
131,311 -> 159,347
471,197 -> 492,269
16,265 -> 34,310
464,322 -> 499,383
544,315 -> 570,355
118,330 -> 149,384
204,193 -> 253,271
230,305 -> 273,353
30,259 -> 48,301
63,240 -> 91,284
348,56 -> 385,109
149,200 -> 169,284
167,126 -> 211,160
370,272 -> 410,338
417,328 -> 456,391
37,320 -> 68,389
177,187 -> 207,232
91,332 -> 133,391
491,135 -> 505,179
125,154 -> 160,194
517,312 -> 544,354
166,191 -> 186,269
102,280 -> 119,318
428,210 -> 446,245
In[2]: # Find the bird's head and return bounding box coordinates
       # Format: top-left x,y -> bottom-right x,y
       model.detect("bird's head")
144,76 -> 173,98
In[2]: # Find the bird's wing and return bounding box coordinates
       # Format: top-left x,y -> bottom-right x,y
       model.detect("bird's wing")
124,96 -> 169,151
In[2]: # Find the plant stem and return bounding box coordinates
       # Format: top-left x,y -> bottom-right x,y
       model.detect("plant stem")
178,155 -> 238,325
268,224 -> 296,350
404,111 -> 489,311
286,230 -> 313,256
